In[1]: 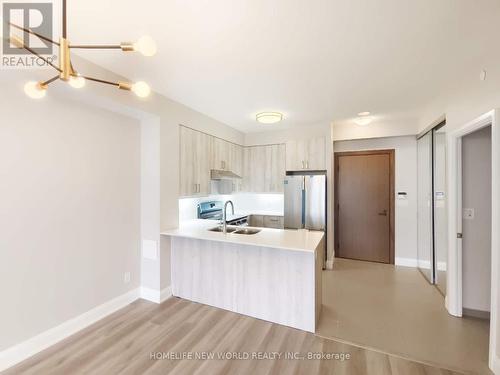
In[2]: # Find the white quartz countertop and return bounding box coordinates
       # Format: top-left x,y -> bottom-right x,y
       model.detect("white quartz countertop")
161,220 -> 324,253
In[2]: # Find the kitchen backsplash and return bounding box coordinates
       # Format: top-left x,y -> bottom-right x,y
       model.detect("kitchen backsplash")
179,193 -> 284,221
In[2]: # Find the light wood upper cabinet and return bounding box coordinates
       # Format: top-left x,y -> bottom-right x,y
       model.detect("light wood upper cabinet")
211,137 -> 232,171
180,126 -> 287,196
243,144 -> 285,193
211,137 -> 244,175
179,126 -> 212,197
286,137 -> 326,171
230,143 -> 243,176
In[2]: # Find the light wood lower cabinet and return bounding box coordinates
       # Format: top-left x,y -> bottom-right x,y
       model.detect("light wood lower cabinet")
263,215 -> 284,229
248,215 -> 284,229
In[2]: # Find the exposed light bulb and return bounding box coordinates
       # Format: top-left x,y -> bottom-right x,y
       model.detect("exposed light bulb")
134,36 -> 157,57
131,81 -> 151,98
24,81 -> 46,99
69,75 -> 85,89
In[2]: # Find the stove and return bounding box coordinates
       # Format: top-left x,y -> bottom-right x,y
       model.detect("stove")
197,201 -> 248,226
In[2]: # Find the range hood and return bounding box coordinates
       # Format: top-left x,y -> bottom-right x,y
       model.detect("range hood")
210,169 -> 242,180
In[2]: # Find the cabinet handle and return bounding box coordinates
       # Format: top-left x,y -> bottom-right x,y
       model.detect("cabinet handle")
306,160 -> 309,169
301,160 -> 305,169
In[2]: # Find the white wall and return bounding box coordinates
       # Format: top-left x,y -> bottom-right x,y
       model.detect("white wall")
462,126 -> 492,312
141,118 -> 161,291
63,56 -> 246,294
0,60 -> 244,363
332,116 -> 419,141
333,136 -> 418,263
0,79 -> 141,351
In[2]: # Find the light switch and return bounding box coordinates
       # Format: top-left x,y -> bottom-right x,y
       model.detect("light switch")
142,240 -> 158,260
463,208 -> 475,220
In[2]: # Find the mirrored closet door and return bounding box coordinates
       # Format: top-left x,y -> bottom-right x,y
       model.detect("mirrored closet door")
433,127 -> 447,294
417,131 -> 434,283
417,122 -> 447,288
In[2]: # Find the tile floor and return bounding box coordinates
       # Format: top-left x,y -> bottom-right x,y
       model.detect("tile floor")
317,258 -> 491,374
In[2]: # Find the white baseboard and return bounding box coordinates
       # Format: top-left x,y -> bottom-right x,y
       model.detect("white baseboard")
140,286 -> 172,304
490,354 -> 500,374
0,288 -> 140,372
395,257 -> 418,268
395,257 -> 447,271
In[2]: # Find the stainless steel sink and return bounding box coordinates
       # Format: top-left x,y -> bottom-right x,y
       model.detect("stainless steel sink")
208,226 -> 237,233
234,228 -> 261,235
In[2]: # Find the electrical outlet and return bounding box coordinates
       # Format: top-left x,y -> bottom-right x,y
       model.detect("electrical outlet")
124,272 -> 131,284
463,208 -> 475,220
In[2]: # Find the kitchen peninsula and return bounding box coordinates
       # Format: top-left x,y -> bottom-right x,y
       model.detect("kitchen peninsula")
161,220 -> 324,332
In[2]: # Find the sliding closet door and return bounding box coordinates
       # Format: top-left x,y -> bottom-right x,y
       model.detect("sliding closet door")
417,131 -> 435,283
434,129 -> 447,294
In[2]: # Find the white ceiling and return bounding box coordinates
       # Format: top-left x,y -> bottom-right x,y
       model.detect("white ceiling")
64,0 -> 499,133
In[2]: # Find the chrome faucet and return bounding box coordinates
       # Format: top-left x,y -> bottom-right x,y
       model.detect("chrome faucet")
222,200 -> 234,234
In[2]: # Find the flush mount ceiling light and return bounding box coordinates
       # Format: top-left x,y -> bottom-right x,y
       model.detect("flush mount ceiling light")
354,111 -> 373,126
256,112 -> 284,124
8,0 -> 155,99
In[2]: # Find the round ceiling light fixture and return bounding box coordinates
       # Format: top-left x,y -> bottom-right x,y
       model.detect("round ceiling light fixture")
256,112 -> 284,124
354,111 -> 373,126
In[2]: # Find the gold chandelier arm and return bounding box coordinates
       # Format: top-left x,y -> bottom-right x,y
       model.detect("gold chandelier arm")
8,22 -> 59,46
62,0 -> 67,38
80,75 -> 120,87
69,44 -> 125,50
41,75 -> 60,86
9,36 -> 62,73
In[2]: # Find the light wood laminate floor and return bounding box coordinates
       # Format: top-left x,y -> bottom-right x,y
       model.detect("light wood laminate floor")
318,258 -> 491,375
6,297 -> 462,375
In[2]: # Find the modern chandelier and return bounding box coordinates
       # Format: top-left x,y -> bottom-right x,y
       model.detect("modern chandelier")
8,0 -> 156,99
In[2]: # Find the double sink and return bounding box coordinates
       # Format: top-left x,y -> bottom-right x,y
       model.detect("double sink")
208,226 -> 261,235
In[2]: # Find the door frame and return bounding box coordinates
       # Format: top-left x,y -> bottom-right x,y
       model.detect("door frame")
334,149 -> 395,264
447,109 -> 499,372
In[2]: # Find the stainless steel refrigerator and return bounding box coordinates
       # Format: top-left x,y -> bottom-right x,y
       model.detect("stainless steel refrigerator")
284,174 -> 326,231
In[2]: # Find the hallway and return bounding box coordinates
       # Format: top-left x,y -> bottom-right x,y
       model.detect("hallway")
317,258 -> 491,374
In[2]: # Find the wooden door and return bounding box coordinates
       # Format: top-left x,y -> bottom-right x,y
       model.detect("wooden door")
334,150 -> 395,264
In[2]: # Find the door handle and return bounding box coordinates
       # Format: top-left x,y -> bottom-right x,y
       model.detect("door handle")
378,210 -> 388,216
